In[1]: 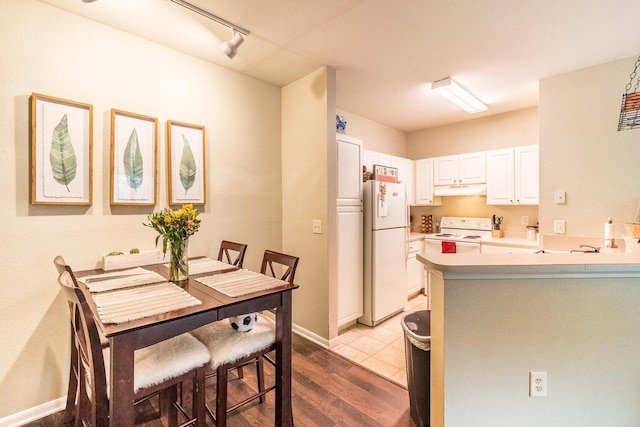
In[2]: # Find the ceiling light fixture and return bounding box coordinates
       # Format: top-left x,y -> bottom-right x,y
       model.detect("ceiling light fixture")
220,30 -> 244,59
167,0 -> 249,60
431,78 -> 487,113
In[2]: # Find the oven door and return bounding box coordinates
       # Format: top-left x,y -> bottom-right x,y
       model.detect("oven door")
424,238 -> 481,254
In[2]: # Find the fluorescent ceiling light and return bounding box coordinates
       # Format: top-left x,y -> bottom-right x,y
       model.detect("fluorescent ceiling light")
431,78 -> 487,113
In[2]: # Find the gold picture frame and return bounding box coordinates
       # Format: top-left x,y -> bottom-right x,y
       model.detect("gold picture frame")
30,93 -> 93,205
167,120 -> 206,205
110,109 -> 158,206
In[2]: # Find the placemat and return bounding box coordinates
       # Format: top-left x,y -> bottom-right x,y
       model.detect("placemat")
195,269 -> 287,297
79,268 -> 166,293
186,257 -> 236,275
92,282 -> 202,324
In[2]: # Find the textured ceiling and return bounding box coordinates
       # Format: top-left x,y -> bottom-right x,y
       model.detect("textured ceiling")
41,0 -> 640,131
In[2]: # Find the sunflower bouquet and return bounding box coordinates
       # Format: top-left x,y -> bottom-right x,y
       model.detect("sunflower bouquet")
144,204 -> 201,281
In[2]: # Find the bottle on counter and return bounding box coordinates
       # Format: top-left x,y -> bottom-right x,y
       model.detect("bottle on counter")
604,217 -> 614,248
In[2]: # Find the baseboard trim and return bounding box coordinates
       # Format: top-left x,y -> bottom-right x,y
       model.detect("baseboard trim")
0,397 -> 65,427
292,323 -> 329,349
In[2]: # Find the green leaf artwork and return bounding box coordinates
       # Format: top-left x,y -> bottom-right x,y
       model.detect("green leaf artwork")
49,114 -> 77,192
123,128 -> 143,190
179,134 -> 196,194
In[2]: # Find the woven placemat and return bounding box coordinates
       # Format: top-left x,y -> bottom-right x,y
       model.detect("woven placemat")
92,282 -> 201,324
79,267 -> 166,293
195,269 -> 287,297
186,258 -> 236,275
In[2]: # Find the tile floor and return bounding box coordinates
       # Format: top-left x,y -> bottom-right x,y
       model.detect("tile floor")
332,293 -> 428,387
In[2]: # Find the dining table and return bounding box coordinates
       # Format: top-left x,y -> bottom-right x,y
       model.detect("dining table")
75,257 -> 298,427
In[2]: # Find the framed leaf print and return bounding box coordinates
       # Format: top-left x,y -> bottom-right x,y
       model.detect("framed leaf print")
30,93 -> 93,205
167,120 -> 206,205
110,109 -> 158,205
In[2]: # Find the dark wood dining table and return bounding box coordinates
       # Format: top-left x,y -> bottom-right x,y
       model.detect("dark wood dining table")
75,259 -> 298,427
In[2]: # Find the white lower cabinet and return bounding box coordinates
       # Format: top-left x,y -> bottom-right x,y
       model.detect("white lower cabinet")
337,205 -> 364,327
407,240 -> 423,296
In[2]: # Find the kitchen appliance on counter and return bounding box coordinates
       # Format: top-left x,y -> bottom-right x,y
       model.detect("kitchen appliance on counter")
360,179 -> 408,326
423,217 -> 493,254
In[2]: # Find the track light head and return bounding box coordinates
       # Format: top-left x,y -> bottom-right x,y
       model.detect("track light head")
221,31 -> 244,59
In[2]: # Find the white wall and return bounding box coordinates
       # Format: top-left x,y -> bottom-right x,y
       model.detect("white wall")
336,108 -> 407,156
407,107 -> 539,159
0,0 -> 282,419
540,56 -> 640,239
282,67 -> 333,341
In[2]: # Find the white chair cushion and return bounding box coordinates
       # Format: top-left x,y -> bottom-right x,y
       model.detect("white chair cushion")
104,333 -> 210,393
190,313 -> 275,369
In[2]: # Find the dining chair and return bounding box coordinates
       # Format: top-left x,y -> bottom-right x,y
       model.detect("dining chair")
217,240 -> 248,267
217,240 -> 250,380
57,270 -> 210,427
53,256 -> 79,424
191,249 -> 299,426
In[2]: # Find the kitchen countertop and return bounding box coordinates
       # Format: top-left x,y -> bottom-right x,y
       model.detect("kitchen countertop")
409,232 -> 427,241
479,236 -> 539,249
417,251 -> 640,279
410,231 -> 539,249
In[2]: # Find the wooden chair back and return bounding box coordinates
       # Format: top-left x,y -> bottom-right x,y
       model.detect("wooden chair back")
54,255 -> 81,286
58,270 -> 109,426
260,250 -> 299,284
54,256 -> 81,424
217,240 -> 248,267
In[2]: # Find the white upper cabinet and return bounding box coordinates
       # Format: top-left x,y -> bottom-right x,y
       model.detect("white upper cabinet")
337,134 -> 363,206
486,145 -> 539,205
363,149 -> 393,172
514,145 -> 539,205
363,150 -> 379,174
363,149 -> 414,205
433,152 -> 486,186
415,158 -> 441,206
391,156 -> 415,206
486,148 -> 515,205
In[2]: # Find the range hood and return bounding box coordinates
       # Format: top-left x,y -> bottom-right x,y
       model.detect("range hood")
433,184 -> 487,196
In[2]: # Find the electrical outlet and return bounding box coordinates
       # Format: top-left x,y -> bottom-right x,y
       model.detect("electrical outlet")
312,220 -> 322,234
529,372 -> 547,397
554,190 -> 566,204
554,220 -> 566,234
521,216 -> 529,225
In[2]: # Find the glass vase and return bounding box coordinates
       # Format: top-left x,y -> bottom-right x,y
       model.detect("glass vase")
168,238 -> 189,282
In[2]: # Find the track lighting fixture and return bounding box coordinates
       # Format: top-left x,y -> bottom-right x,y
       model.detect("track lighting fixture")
167,0 -> 249,60
431,78 -> 487,113
221,30 -> 244,59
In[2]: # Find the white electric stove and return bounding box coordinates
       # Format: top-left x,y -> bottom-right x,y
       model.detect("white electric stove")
424,217 -> 492,254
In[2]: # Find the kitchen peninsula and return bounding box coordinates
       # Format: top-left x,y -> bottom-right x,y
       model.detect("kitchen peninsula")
418,252 -> 640,427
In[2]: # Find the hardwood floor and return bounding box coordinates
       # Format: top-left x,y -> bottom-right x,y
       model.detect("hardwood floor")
24,334 -> 415,426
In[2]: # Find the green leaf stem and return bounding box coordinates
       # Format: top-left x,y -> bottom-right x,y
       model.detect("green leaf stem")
123,128 -> 143,190
179,135 -> 196,194
49,114 -> 77,192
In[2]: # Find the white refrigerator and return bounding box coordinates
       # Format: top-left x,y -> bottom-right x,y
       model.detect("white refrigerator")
359,180 -> 408,326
